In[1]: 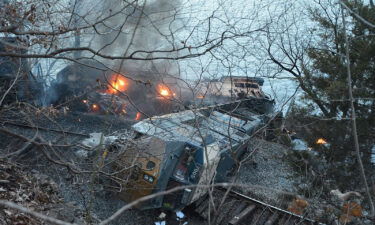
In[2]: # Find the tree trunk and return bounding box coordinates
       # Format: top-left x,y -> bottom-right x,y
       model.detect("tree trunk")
71,0 -> 81,59
341,2 -> 375,217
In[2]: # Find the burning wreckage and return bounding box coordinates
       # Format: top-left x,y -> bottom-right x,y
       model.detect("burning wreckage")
0,44 -> 276,211
78,76 -> 276,211
108,99 -> 274,211
47,60 -> 182,119
47,60 -> 272,120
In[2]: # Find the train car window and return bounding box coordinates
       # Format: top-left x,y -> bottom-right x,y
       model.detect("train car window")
173,149 -> 192,181
146,161 -> 156,170
173,145 -> 203,183
235,131 -> 246,137
245,83 -> 259,88
174,163 -> 188,181
234,83 -> 244,88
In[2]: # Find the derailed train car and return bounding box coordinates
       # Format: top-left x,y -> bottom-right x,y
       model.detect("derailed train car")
112,96 -> 275,211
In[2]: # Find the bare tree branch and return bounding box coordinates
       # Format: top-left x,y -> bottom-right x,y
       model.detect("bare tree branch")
340,2 -> 375,217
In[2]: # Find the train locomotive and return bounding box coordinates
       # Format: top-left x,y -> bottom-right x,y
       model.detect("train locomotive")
111,92 -> 275,211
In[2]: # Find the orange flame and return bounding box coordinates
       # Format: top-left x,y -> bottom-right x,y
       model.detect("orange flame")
107,74 -> 127,94
316,138 -> 327,145
91,104 -> 99,111
197,95 -> 204,99
135,112 -> 141,120
158,84 -> 171,97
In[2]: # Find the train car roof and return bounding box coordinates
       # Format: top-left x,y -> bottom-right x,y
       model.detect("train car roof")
219,76 -> 264,86
132,104 -> 263,149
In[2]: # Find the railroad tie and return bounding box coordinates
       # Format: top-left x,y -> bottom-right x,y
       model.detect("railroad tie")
232,201 -> 248,215
201,188 -> 318,225
195,199 -> 209,215
256,210 -> 270,225
249,208 -> 263,225
194,194 -> 208,208
228,204 -> 256,225
264,212 -> 279,225
226,201 -> 248,224
277,214 -> 294,225
201,201 -> 216,220
215,200 -> 241,225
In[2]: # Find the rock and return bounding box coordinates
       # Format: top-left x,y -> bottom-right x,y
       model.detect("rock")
75,149 -> 89,158
81,132 -> 103,148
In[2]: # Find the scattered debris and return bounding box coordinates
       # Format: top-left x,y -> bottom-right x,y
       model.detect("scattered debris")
0,160 -> 86,225
330,189 -> 362,202
81,132 -> 117,148
291,138 -> 309,151
339,201 -> 363,223
287,197 -> 309,215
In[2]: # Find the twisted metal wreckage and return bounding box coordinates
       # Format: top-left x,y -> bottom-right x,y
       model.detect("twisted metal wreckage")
0,38 -> 281,213
89,93 -> 276,211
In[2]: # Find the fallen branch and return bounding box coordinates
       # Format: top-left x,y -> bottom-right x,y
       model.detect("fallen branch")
3,121 -> 90,138
0,200 -> 77,225
2,132 -> 39,160
0,127 -> 72,148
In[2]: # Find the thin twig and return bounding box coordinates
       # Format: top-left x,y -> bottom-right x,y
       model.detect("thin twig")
0,200 -> 77,225
341,2 -> 375,217
3,121 -> 90,137
0,127 -> 72,148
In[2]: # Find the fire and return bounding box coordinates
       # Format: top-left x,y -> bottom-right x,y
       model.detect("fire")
197,95 -> 204,99
107,74 -> 127,94
160,88 -> 170,96
135,112 -> 141,120
82,99 -> 88,104
158,84 -> 171,97
316,138 -> 327,145
91,104 -> 99,111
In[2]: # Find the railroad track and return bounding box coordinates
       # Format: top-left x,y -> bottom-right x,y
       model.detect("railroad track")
193,188 -> 321,225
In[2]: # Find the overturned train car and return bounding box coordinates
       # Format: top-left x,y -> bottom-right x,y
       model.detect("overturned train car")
112,97 -> 275,211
